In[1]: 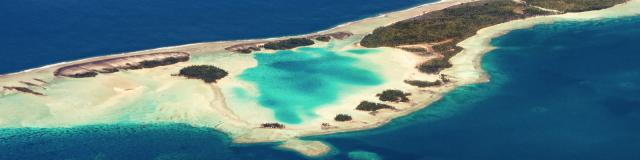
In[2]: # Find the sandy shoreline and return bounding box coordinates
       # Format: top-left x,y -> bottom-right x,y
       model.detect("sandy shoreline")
1,0 -> 639,157
452,0 -> 640,85
0,0 -> 473,144
0,0 -> 467,77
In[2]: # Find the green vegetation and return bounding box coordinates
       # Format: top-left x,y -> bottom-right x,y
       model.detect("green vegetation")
96,68 -> 118,73
360,0 -> 553,74
315,36 -> 332,42
263,38 -> 315,50
405,74 -> 450,87
334,114 -> 353,121
418,58 -> 453,74
140,58 -> 179,68
360,0 -> 626,75
361,0 -> 549,48
236,46 -> 260,54
404,80 -> 442,87
356,101 -> 395,112
524,0 -> 628,12
178,65 -> 228,83
376,90 -> 411,102
71,72 -> 99,78
401,48 -> 430,54
432,41 -> 464,58
440,74 -> 451,83
260,123 -> 285,129
418,42 -> 465,74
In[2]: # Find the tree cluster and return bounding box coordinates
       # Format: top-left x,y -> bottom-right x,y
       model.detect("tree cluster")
376,90 -> 411,102
139,57 -> 189,69
178,65 -> 228,83
413,42 -> 464,74
358,1 -> 559,74
356,101 -> 395,112
523,0 -> 628,12
260,123 -> 285,129
404,80 -> 443,88
263,38 -> 315,50
334,114 -> 353,121
69,71 -> 99,78
361,0 -> 551,48
315,36 -> 332,42
417,58 -> 453,74
236,46 -> 261,54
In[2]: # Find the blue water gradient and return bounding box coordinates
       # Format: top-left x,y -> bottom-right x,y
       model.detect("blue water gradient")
238,47 -> 383,124
2,4 -> 640,160
0,0 -> 436,74
310,16 -> 640,159
0,124 -> 307,160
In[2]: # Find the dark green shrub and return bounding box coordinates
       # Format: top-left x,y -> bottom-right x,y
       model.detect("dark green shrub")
334,114 -> 353,121
264,38 -> 315,50
417,58 -> 452,74
523,0 -> 628,12
359,0 -> 556,73
356,101 -> 395,112
377,90 -> 411,102
179,65 -> 228,83
404,80 -> 442,87
70,71 -> 98,78
260,123 -> 285,129
315,36 -> 332,42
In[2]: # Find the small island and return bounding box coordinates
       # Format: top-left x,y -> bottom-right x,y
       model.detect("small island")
356,101 -> 396,112
334,114 -> 353,121
54,52 -> 190,78
224,32 -> 353,53
376,89 -> 411,102
263,38 -> 315,50
178,65 -> 228,83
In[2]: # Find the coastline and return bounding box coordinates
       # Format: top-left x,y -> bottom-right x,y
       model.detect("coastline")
1,0 -> 639,157
0,0 -> 452,78
0,0 -> 474,141
451,0 -> 640,87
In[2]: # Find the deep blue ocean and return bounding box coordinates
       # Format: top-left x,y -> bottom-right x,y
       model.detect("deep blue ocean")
309,17 -> 640,159
0,0 -> 435,74
2,1 -> 640,160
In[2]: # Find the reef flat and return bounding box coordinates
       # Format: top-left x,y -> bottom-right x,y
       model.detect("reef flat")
0,0 -> 637,157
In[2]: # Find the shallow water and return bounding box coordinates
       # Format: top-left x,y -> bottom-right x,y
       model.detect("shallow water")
237,45 -> 383,124
0,70 -> 220,127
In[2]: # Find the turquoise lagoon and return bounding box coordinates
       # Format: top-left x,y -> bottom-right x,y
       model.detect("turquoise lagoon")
237,44 -> 384,124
